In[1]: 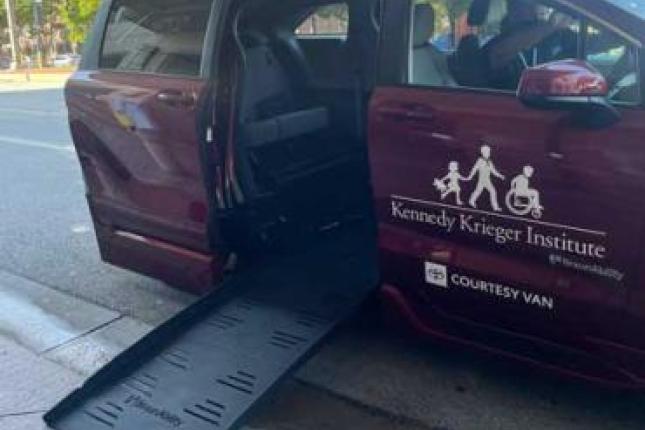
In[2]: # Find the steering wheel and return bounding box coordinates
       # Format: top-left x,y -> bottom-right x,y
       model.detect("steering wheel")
604,48 -> 638,102
608,73 -> 638,101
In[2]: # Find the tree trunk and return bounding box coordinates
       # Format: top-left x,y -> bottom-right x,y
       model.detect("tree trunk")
4,0 -> 21,69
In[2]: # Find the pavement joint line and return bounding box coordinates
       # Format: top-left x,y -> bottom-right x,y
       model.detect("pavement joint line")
0,135 -> 73,152
1,267 -> 161,329
0,410 -> 48,419
39,314 -> 126,357
0,266 -> 154,358
0,267 -> 123,320
0,264 -> 190,326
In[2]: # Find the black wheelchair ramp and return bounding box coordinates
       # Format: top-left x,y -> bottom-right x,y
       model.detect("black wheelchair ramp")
45,229 -> 378,430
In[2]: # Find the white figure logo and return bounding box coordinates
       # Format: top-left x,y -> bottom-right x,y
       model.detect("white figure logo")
433,146 -> 544,219
434,161 -> 467,206
506,166 -> 544,219
467,145 -> 505,212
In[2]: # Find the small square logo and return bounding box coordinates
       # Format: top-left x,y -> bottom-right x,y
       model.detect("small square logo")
425,262 -> 448,288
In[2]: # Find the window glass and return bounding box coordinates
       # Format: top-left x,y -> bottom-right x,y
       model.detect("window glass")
295,4 -> 350,36
101,0 -> 213,76
606,0 -> 645,19
410,0 -> 580,91
586,25 -> 640,104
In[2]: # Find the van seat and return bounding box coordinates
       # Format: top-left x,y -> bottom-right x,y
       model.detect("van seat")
239,31 -> 329,146
242,107 -> 329,148
237,30 -> 337,197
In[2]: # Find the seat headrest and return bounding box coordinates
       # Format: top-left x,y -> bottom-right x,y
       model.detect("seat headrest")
239,30 -> 269,48
468,0 -> 491,26
412,4 -> 435,48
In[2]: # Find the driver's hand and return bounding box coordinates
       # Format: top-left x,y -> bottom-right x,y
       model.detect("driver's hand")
549,12 -> 575,29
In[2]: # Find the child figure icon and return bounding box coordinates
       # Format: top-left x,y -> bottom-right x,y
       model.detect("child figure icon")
434,161 -> 467,206
506,166 -> 544,219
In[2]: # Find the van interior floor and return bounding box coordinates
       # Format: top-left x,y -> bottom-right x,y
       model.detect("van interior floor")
45,224 -> 379,430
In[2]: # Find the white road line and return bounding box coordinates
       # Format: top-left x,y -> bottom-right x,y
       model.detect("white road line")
391,194 -> 608,237
0,107 -> 66,117
0,135 -> 74,152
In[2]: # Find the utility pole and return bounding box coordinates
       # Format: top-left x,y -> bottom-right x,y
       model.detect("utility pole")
4,0 -> 20,69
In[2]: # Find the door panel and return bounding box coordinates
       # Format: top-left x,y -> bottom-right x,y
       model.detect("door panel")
369,86 -> 645,345
66,70 -> 220,292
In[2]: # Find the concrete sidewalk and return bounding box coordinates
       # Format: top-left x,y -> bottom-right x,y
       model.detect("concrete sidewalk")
3,265 -> 645,430
0,270 -> 154,430
0,337 -> 81,430
0,268 -> 424,430
0,334 -> 425,430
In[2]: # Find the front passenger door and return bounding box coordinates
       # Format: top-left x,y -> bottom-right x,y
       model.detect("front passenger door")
370,0 -> 643,352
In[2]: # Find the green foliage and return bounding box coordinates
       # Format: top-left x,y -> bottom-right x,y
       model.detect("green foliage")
16,0 -> 34,25
58,0 -> 100,44
6,0 -> 61,28
315,4 -> 349,23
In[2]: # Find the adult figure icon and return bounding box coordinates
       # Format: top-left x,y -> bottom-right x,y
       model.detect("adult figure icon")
467,145 -> 506,211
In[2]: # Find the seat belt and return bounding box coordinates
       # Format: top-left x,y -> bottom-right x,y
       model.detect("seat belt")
354,70 -> 364,140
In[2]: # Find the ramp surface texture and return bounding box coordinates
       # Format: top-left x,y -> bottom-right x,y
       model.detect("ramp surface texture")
45,229 -> 378,430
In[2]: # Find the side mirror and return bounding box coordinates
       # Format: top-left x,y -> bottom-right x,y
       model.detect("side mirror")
518,59 -> 620,128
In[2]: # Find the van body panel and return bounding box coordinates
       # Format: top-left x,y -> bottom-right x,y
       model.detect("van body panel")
66,69 -> 222,288
63,0 -> 645,388
369,0 -> 645,385
369,1 -> 645,379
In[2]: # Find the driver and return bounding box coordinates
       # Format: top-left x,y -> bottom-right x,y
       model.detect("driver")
485,0 -> 576,90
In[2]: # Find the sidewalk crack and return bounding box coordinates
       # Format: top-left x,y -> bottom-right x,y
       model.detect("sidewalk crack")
39,315 -> 124,356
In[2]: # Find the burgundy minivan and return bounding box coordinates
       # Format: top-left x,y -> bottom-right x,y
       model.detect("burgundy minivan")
58,0 -> 645,422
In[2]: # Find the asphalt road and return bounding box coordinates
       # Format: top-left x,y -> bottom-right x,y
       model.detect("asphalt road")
1,87 -> 645,430
0,89 -> 195,326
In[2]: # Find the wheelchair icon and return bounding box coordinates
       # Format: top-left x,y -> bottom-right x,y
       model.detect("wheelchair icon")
505,190 -> 543,219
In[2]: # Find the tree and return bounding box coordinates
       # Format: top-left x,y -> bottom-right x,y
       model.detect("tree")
58,0 -> 100,52
313,4 -> 349,34
15,0 -> 34,25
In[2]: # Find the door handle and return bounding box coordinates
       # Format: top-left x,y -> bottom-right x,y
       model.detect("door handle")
548,152 -> 564,160
378,106 -> 434,123
405,110 -> 435,122
157,90 -> 196,107
378,108 -> 409,121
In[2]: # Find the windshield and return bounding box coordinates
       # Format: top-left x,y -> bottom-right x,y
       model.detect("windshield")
608,0 -> 645,19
